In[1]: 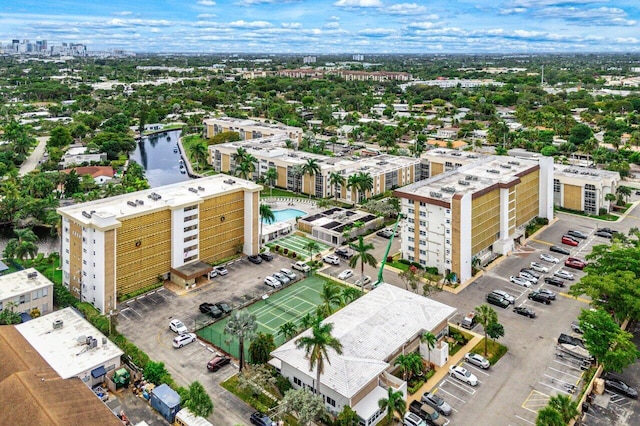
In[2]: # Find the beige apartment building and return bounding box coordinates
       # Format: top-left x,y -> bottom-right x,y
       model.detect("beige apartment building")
56,175 -> 261,313
0,268 -> 53,319
203,117 -> 303,143
395,156 -> 555,283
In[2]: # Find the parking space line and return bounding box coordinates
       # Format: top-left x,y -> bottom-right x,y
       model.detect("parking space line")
548,366 -> 583,380
553,358 -> 586,372
122,305 -> 142,318
443,379 -> 477,394
538,381 -> 572,394
463,363 -> 490,376
515,414 -> 536,424
437,386 -> 467,404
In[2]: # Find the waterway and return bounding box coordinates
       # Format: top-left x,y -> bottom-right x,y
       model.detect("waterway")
129,129 -> 192,188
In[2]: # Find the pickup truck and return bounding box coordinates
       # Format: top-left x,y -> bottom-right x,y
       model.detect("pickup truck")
291,261 -> 311,272
408,401 -> 446,426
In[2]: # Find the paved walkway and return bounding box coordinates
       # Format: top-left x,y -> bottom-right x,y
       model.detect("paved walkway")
19,136 -> 48,176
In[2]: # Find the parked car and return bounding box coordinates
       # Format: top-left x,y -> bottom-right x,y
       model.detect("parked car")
199,302 -> 215,314
544,276 -> 566,287
597,228 -> 618,235
510,275 -> 532,287
273,272 -> 290,284
259,252 -> 274,261
338,269 -> 354,280
550,245 -> 570,255
571,321 -> 584,334
169,319 -> 188,334
376,229 -> 393,238
565,257 -> 587,270
264,276 -> 282,288
567,230 -> 588,239
528,291 -> 552,305
514,306 -> 536,318
280,268 -> 297,280
248,255 -> 263,264
521,268 -> 541,279
491,290 -> 515,304
461,312 -> 477,329
202,303 -> 223,318
540,253 -> 560,263
322,254 -> 340,265
215,302 -> 232,315
449,365 -> 478,386
595,230 -> 613,239
250,412 -> 275,426
292,261 -> 311,272
172,333 -> 197,348
334,247 -> 354,259
421,392 -> 452,416
554,269 -> 575,280
519,271 -> 539,284
464,352 -> 490,369
538,288 -> 557,300
208,269 -> 218,279
603,374 -> 638,399
530,262 -> 549,273
561,235 -> 579,246
558,333 -> 585,348
486,292 -> 511,308
418,404 -> 446,426
215,265 -> 229,275
207,355 -> 231,372
355,276 -> 372,287
403,412 -> 427,426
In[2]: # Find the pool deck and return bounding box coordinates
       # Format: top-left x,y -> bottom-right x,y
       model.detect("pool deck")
261,197 -> 323,242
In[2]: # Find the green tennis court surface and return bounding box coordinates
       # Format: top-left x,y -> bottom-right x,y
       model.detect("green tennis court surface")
197,276 -> 328,359
267,235 -> 331,260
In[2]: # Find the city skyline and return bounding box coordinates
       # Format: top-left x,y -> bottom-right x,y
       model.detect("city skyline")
1,0 -> 640,54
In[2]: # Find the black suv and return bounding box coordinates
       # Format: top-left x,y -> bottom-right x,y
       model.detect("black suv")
544,277 -> 565,287
250,412 -> 274,426
259,252 -> 274,261
528,291 -> 552,305
199,302 -> 223,318
567,230 -> 587,239
550,245 -> 570,255
334,247 -> 354,259
558,333 -> 585,348
248,255 -> 263,264
486,292 -> 510,308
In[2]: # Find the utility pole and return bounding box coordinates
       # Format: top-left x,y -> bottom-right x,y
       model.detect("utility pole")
541,65 -> 544,87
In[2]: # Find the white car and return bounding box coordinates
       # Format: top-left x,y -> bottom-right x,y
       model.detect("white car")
355,276 -> 372,286
273,272 -> 290,284
540,253 -> 559,264
338,269 -> 354,280
519,272 -> 538,284
449,365 -> 478,386
264,276 -> 282,288
554,270 -> 575,280
323,255 -> 340,265
491,290 -> 515,304
464,352 -> 490,369
215,265 -> 229,275
530,262 -> 549,273
280,268 -> 297,281
169,319 -> 188,334
510,275 -> 531,287
172,332 -> 197,348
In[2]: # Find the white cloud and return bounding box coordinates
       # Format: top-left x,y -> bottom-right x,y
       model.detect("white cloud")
228,20 -> 273,28
113,11 -> 132,16
511,0 -> 603,6
197,0 -> 216,6
324,22 -> 340,29
537,7 -> 637,26
386,3 -> 427,15
281,22 -> 302,28
616,37 -> 639,44
358,28 -> 396,37
407,22 -> 437,30
334,0 -> 382,8
499,8 -> 527,15
329,15 -> 340,21
197,13 -> 217,19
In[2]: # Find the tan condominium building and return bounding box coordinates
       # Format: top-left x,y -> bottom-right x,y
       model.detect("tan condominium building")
209,136 -> 420,202
56,175 -> 261,313
394,156 -> 554,284
420,148 -> 620,214
203,117 -> 303,143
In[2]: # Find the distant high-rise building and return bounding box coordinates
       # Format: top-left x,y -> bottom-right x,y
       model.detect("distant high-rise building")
353,54 -> 364,61
303,56 -> 316,64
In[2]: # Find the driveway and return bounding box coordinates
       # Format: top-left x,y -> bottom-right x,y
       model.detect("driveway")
19,136 -> 48,176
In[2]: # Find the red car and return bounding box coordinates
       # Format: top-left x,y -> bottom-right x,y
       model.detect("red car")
561,235 -> 579,246
565,257 -> 587,270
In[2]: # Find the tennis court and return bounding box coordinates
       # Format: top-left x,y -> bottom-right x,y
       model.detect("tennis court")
267,235 -> 331,260
197,276 -> 329,359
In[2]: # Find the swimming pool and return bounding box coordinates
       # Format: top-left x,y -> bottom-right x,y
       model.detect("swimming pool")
265,208 -> 307,223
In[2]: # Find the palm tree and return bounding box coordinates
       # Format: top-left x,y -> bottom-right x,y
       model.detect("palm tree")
264,167 -> 278,197
474,304 -> 498,356
259,204 -> 275,251
617,185 -> 632,203
295,316 -> 343,395
394,353 -> 422,381
279,322 -> 298,341
302,158 -> 321,199
378,386 -> 405,424
303,240 -> 321,263
232,147 -> 248,165
320,282 -> 342,316
548,394 -> 579,424
191,143 -> 208,171
224,310 -> 258,372
421,332 -> 437,370
349,236 -> 377,292
300,312 -> 315,329
605,193 -> 617,211
535,406 -> 564,426
356,172 -> 373,202
235,161 -> 253,180
5,228 -> 39,261
346,174 -> 360,203
341,287 -> 361,305
248,332 -> 276,365
292,165 -> 304,194
328,172 -> 345,201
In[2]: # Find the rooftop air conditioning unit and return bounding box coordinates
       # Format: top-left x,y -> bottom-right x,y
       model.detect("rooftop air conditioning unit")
136,199 -> 144,205
127,201 -> 137,207
82,211 -> 92,219
188,187 -> 198,193
487,169 -> 500,174
52,319 -> 64,330
27,272 -> 37,279
458,180 -> 470,186
198,186 -> 205,191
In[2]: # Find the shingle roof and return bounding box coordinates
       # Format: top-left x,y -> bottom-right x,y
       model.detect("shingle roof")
271,283 -> 456,398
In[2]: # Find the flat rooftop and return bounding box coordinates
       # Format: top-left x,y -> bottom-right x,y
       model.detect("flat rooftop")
422,147 -> 487,162
554,165 -> 620,181
397,155 -> 539,202
15,307 -> 123,379
57,174 -> 261,229
0,268 -> 52,300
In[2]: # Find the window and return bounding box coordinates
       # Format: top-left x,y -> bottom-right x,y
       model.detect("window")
184,225 -> 197,232
446,209 -> 451,214
408,208 -> 414,214
408,227 -> 414,233
408,218 -> 414,224
553,179 -> 561,193
419,211 -> 426,217
293,377 -> 302,386
419,230 -> 426,236
185,205 -> 198,212
446,239 -> 450,245
446,229 -> 450,234
407,237 -> 414,242
184,214 -> 198,222
419,249 -> 426,255
446,219 -> 450,224
408,255 -> 415,261
408,246 -> 414,252
419,220 -> 426,226
326,396 -> 336,407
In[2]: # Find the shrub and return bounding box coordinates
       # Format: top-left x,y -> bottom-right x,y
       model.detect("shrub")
399,259 -> 411,265
275,374 -> 293,396
410,261 -> 423,270
284,248 -> 289,255
387,256 -> 394,263
425,266 -> 438,275
408,379 -> 425,395
292,252 -> 297,259
275,245 -> 280,251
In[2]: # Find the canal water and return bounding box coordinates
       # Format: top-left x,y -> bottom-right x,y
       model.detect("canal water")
129,129 -> 192,188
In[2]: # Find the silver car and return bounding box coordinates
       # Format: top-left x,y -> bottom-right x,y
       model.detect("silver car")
510,275 -> 531,287
491,290 -> 515,304
540,253 -> 559,264
530,262 -> 549,273
519,272 -> 538,284
554,270 -> 575,280
273,272 -> 290,284
464,352 -> 490,369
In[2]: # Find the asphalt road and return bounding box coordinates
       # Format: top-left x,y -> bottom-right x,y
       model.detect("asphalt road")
19,136 -> 48,176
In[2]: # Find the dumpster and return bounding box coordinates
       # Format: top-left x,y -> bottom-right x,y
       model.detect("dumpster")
113,368 -> 131,390
150,384 -> 181,423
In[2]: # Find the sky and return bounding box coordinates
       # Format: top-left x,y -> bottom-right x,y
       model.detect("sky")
1,0 -> 640,54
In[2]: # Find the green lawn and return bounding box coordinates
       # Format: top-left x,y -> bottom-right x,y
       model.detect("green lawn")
267,235 -> 331,260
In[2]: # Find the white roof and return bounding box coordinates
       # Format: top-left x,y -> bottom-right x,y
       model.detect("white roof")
271,283 -> 456,398
15,307 -> 123,379
0,268 -> 52,300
